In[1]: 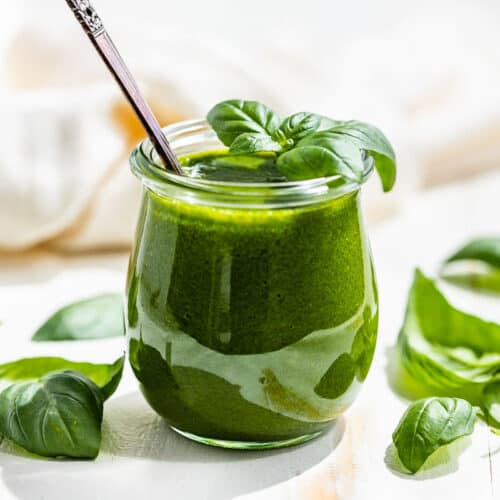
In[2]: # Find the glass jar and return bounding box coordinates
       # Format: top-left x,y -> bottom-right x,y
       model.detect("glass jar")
126,119 -> 378,449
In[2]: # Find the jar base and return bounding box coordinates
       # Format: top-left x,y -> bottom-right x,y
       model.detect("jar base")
171,427 -> 324,450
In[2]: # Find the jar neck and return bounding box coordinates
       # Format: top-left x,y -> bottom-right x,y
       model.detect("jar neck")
129,119 -> 372,209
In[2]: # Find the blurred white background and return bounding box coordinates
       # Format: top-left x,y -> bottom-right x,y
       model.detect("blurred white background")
1,0 -> 500,251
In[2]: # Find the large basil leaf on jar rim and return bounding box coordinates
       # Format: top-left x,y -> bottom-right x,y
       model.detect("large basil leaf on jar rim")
0,355 -> 124,401
392,397 -> 475,474
277,142 -> 364,183
32,293 -> 124,342
323,121 -> 396,192
0,370 -> 103,459
207,100 -> 281,146
397,269 -> 500,395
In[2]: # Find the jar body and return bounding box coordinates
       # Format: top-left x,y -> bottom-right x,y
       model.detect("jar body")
126,162 -> 378,447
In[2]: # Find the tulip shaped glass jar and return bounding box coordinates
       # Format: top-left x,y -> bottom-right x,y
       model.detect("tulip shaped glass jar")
126,119 -> 378,449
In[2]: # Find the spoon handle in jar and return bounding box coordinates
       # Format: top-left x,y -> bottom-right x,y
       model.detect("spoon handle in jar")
63,0 -> 184,175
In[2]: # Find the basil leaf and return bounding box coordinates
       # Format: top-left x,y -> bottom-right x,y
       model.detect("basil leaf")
0,355 -> 124,400
32,293 -> 124,342
446,238 -> 500,268
206,100 -> 397,188
317,116 -> 342,130
440,271 -> 500,294
324,121 -> 396,192
277,141 -> 364,182
298,130 -> 367,180
0,370 -> 103,459
229,133 -> 282,154
277,112 -> 321,144
392,397 -> 475,473
441,239 -> 500,293
481,381 -> 500,428
397,270 -> 500,393
207,100 -> 280,146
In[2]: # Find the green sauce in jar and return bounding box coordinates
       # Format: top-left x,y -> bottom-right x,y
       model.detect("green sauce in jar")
126,145 -> 378,448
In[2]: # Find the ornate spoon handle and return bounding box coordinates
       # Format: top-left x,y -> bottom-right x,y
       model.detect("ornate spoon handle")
64,0 -> 184,175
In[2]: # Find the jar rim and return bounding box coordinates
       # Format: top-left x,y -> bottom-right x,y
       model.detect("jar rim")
130,119 -> 373,203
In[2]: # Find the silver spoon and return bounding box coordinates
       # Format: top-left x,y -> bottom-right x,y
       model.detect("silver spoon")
64,0 -> 184,175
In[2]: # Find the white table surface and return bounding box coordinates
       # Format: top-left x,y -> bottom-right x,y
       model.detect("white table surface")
0,170 -> 499,500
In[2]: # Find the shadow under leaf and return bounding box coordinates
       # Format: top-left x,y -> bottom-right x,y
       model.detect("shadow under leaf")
384,437 -> 472,480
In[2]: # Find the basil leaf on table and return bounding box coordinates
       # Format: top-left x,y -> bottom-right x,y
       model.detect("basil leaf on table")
440,271 -> 500,294
445,238 -> 500,268
229,133 -> 282,154
0,355 -> 124,400
392,397 -> 476,474
397,269 -> 500,394
0,370 -> 103,459
207,100 -> 281,146
441,238 -> 500,293
480,380 -> 500,429
32,293 -> 124,342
